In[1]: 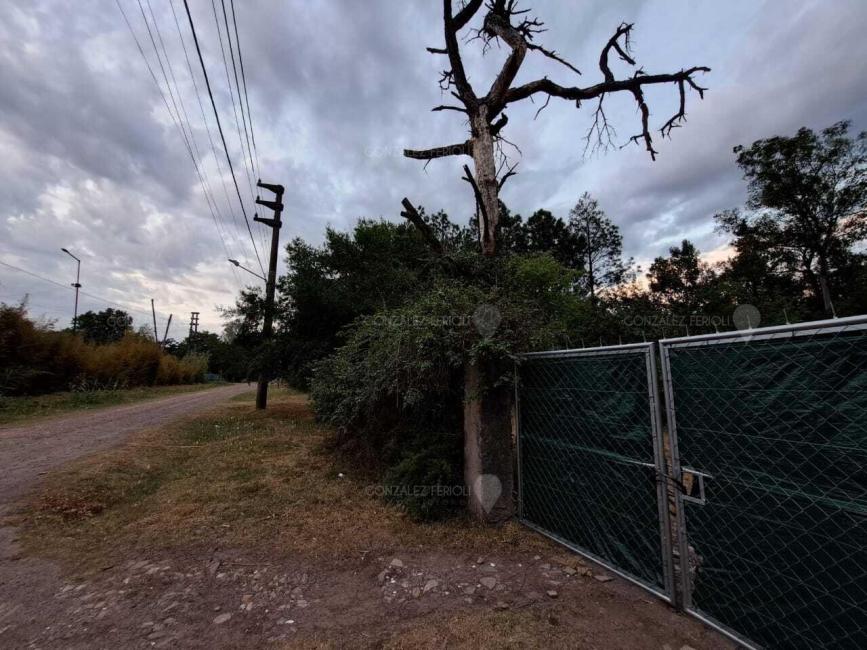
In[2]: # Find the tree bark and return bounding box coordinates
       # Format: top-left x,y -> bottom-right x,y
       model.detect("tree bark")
463,359 -> 515,522
469,107 -> 501,256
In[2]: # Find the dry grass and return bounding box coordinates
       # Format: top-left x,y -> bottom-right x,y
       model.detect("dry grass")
17,390 -> 550,568
0,383 -> 219,426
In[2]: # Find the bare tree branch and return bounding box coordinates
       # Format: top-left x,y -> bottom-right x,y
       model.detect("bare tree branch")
443,0 -> 477,105
499,67 -> 709,109
462,164 -> 490,243
625,84 -> 656,159
432,104 -> 468,113
599,22 -> 635,82
583,94 -> 617,155
498,161 -> 519,188
404,141 -> 472,160
453,0 -> 485,31
400,198 -> 445,255
527,42 -> 581,75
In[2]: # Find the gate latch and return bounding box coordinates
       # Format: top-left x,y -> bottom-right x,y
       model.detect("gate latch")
680,468 -> 712,505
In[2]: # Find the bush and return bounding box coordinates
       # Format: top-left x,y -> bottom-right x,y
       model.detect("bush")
311,254 -> 583,519
0,303 -> 207,396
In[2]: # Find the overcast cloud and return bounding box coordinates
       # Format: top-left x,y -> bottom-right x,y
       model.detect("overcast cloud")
1,0 -> 866,333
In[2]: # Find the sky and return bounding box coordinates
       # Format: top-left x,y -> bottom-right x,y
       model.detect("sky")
1,0 -> 866,334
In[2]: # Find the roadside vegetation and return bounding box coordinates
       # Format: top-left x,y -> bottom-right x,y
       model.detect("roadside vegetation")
218,122 -> 867,521
0,303 -> 208,397
0,383 -> 220,426
16,390 -> 546,569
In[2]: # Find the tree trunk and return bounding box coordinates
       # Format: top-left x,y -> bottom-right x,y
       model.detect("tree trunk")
470,107 -> 501,256
817,255 -> 833,315
463,359 -> 514,523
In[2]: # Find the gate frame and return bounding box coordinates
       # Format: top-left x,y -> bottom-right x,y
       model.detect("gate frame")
516,341 -> 676,604
659,314 -> 867,650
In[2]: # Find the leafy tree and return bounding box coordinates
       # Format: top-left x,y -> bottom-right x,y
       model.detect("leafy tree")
523,209 -> 582,268
647,240 -> 722,314
723,121 -> 867,315
74,308 -> 132,344
567,193 -> 632,300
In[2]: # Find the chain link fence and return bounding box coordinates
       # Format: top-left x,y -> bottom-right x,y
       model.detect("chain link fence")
516,343 -> 674,601
660,315 -> 867,649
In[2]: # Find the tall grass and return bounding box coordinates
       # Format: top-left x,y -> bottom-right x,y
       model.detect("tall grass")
1,303 -> 206,396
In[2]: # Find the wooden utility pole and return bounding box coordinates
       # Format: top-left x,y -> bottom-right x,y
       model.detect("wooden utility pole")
253,179 -> 285,410
151,299 -> 159,345
161,314 -> 173,347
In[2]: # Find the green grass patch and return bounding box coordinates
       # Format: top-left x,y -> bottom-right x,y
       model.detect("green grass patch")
0,383 -> 221,426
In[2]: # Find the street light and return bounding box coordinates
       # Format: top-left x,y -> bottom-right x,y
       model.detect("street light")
61,248 -> 81,333
228,258 -> 266,282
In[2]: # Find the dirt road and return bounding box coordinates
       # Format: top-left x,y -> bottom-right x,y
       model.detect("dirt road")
0,384 -> 252,508
0,383 -> 253,646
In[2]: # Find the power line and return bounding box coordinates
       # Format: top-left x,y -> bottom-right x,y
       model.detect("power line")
230,0 -> 261,180
211,0 -> 267,255
0,260 -> 190,333
182,0 -> 266,276
168,0 -> 248,272
219,0 -> 255,186
227,0 -> 269,255
143,0 -> 244,276
116,0 -> 243,290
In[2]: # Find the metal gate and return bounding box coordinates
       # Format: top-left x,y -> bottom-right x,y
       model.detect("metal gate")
516,342 -> 674,602
660,316 -> 867,649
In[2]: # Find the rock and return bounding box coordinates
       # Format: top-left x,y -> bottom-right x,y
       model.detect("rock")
411,588 -> 421,599
480,577 -> 497,590
527,591 -> 542,601
207,560 -> 221,576
241,594 -> 253,604
389,558 -> 404,568
463,586 -> 476,595
539,563 -> 551,570
296,599 -> 308,608
594,575 -> 613,583
291,587 -> 303,596
423,579 -> 439,593
546,590 -> 558,599
213,613 -> 232,625
377,570 -> 388,585
494,601 -> 509,611
479,564 -> 497,573
475,557 -> 485,565
563,567 -> 577,576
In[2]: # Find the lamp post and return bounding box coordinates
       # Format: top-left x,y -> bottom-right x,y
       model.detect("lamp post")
228,258 -> 266,282
61,248 -> 81,333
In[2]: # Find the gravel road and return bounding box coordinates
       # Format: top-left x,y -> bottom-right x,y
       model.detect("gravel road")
0,383 -> 252,508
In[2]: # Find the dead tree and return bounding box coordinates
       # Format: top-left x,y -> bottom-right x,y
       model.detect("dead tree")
404,0 -> 710,256
402,0 -> 710,523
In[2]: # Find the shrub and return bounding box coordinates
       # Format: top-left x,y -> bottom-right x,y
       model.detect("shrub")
0,303 -> 207,396
311,254 -> 583,519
